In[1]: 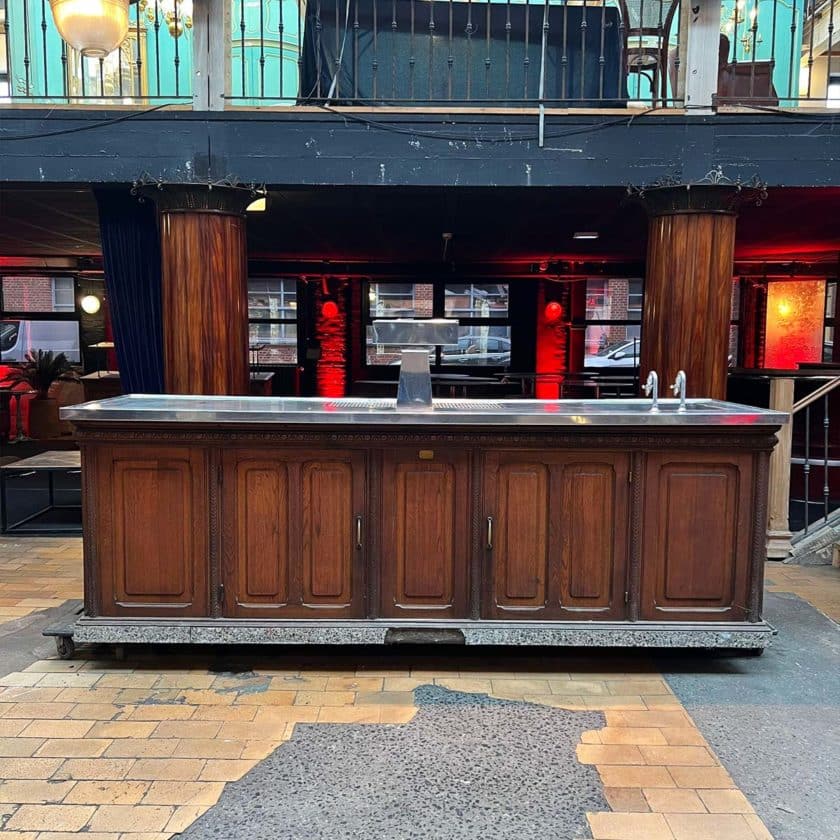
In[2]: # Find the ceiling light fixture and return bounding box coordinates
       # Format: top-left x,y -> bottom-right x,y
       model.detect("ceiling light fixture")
573,231 -> 600,240
48,0 -> 130,58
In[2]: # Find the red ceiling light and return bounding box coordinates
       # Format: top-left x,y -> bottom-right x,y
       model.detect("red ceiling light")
544,301 -> 564,324
322,300 -> 339,320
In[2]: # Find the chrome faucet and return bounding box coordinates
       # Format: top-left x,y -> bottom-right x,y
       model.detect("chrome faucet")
670,370 -> 687,411
643,370 -> 659,411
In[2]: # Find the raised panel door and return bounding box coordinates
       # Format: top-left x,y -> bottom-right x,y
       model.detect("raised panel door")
380,450 -> 470,618
485,451 -> 629,619
97,446 -> 209,617
641,452 -> 753,620
222,449 -> 365,618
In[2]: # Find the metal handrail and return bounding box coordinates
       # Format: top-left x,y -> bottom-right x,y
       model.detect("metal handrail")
792,376 -> 840,414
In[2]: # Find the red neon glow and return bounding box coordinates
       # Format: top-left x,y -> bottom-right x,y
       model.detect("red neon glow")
322,300 -> 339,320
535,287 -> 567,399
764,280 -> 826,369
315,288 -> 348,397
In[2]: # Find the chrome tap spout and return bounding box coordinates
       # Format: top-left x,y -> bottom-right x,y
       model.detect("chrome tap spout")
643,370 -> 659,411
670,370 -> 687,411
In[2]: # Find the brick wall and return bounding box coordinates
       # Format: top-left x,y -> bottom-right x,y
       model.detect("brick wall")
2,276 -> 55,312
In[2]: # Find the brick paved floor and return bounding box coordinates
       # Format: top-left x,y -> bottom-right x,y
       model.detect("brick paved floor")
0,537 -> 836,839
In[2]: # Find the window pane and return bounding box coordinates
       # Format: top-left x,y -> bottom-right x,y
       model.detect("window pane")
583,326 -> 641,368
0,318 -> 80,362
249,323 -> 297,365
368,282 -> 433,318
444,283 -> 509,318
53,278 -> 75,312
248,278 -> 297,320
585,278 -> 643,321
825,326 -> 834,363
3,276 -> 75,313
826,281 -> 837,322
440,326 -> 512,367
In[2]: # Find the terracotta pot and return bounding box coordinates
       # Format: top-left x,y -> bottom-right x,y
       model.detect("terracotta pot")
28,396 -> 61,440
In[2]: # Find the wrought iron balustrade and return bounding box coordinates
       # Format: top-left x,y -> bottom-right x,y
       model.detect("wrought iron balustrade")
717,0 -> 838,107
0,0 -> 193,102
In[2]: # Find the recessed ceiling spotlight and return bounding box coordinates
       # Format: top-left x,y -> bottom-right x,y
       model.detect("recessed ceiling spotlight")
573,231 -> 599,240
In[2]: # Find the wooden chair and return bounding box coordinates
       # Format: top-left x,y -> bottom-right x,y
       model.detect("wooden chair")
618,0 -> 680,104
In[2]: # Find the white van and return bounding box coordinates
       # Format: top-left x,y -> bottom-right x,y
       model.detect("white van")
0,320 -> 81,363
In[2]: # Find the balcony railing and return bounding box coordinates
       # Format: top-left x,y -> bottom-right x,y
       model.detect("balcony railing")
0,0 -> 837,108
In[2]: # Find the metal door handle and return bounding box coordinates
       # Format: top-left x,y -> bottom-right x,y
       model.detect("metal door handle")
13,471 -> 36,478
355,515 -> 363,550
486,516 -> 494,551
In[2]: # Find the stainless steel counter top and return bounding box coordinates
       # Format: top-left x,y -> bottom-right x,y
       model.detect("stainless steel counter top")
61,394 -> 787,427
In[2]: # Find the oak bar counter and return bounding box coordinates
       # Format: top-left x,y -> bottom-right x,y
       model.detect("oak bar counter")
58,395 -> 786,652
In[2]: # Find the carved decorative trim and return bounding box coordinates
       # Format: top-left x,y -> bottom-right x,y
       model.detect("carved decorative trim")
133,176 -> 264,216
469,451 -> 482,621
366,449 -> 381,618
627,167 -> 768,217
80,446 -> 99,617
208,449 -> 221,619
70,426 -> 780,452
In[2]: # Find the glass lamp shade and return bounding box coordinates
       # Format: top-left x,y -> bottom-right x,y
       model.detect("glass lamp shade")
80,295 -> 102,314
49,0 -> 130,58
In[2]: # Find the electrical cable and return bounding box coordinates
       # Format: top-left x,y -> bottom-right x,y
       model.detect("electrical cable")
0,103 -> 175,142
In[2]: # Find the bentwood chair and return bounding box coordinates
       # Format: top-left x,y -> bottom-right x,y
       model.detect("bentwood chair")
618,0 -> 680,104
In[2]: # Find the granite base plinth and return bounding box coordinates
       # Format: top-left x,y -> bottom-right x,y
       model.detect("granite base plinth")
67,617 -> 773,650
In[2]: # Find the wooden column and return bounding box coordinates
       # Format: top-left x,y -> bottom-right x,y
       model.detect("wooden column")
640,186 -> 741,399
150,186 -> 251,395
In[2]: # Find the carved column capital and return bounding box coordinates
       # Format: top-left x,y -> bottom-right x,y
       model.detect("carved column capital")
628,169 -> 768,217
133,180 -> 263,217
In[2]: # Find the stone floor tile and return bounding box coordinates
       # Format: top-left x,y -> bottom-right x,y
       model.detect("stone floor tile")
239,740 -> 285,760
587,811 -> 675,839
0,687 -> 66,704
0,757 -> 64,778
355,691 -> 417,706
62,781 -> 150,805
53,759 -> 135,781
165,804 -> 211,833
197,759 -> 257,782
605,710 -> 693,729
21,720 -> 94,740
65,704 -> 124,722
55,688 -> 122,704
190,705 -> 257,721
522,694 -> 589,710
4,804 -> 95,832
696,789 -> 755,814
3,702 -> 74,719
125,705 -> 197,721
95,675 -> 159,689
125,758 -> 206,781
491,678 -> 553,695
0,833 -> 37,840
659,727 -> 708,746
608,680 -> 673,696
597,727 -> 669,746
172,738 -> 247,759
664,813 -> 760,840
87,804 -> 174,833
433,677 -> 492,693
141,780 -> 225,806
150,720 -> 221,740
233,690 -> 297,707
603,787 -> 650,813
293,690 -> 355,707
0,719 -> 27,737
382,677 -> 425,692
549,679 -> 610,696
584,696 -> 647,710
0,736 -> 45,756
175,690 -> 236,707
743,814 -> 774,840
34,673 -> 100,688
598,765 -> 676,789
316,706 -> 382,724
577,744 -> 646,765
580,730 -> 602,744
639,746 -> 717,767
378,706 -> 418,724
0,673 -> 42,687
269,675 -> 328,691
88,721 -> 157,739
29,833 -> 119,840
0,780 -> 76,804
643,788 -> 707,814
152,674 -> 216,690
667,766 -> 736,789
324,676 -> 384,692
215,720 -> 290,741
102,739 -> 179,759
35,739 -> 112,758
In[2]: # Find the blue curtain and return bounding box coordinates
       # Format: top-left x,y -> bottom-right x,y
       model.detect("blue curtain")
94,189 -> 165,394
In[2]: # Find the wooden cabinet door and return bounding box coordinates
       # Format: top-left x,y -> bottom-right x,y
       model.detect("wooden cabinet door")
379,449 -> 471,619
221,449 -> 365,618
484,451 -> 630,620
641,452 -> 753,621
95,445 -> 209,617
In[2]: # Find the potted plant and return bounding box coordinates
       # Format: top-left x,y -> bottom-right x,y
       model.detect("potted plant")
2,350 -> 78,439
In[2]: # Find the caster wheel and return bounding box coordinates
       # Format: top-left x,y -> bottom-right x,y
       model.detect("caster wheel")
55,636 -> 75,660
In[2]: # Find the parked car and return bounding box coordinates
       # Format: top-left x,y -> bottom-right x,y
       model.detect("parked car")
584,339 -> 639,368
0,320 -> 81,363
440,335 -> 511,365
